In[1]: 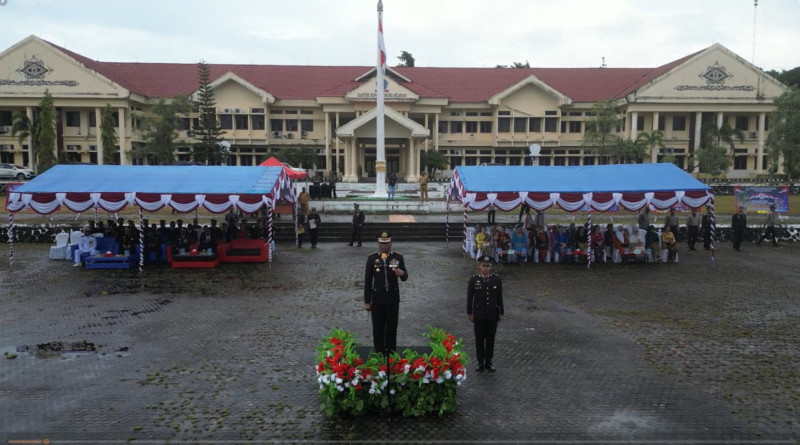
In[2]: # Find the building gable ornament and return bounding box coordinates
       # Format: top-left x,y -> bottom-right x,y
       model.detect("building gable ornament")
674,61 -> 753,92
0,55 -> 79,87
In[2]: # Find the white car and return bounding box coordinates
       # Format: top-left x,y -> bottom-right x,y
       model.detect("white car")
0,163 -> 36,180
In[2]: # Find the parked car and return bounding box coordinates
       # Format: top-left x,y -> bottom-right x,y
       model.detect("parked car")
0,163 -> 36,180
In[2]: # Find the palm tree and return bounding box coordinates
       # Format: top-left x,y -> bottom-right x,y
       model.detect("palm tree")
636,129 -> 665,163
701,121 -> 745,161
11,110 -> 40,172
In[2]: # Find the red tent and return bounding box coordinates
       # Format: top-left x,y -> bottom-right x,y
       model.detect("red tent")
259,157 -> 307,180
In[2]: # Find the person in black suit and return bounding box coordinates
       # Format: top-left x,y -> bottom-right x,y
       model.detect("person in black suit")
347,203 -> 365,247
467,256 -> 504,373
363,232 -> 408,355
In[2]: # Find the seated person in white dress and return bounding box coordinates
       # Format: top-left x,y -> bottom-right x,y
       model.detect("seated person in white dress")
629,226 -> 647,259
73,227 -> 98,266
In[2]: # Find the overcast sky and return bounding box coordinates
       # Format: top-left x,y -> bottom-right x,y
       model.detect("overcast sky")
1,0 -> 798,71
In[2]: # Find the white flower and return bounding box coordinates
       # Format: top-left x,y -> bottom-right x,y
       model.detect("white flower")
369,388 -> 375,394
416,365 -> 426,373
322,375 -> 330,384
436,377 -> 444,384
455,374 -> 464,381
422,378 -> 430,384
327,350 -> 331,357
319,384 -> 325,390
351,378 -> 359,386
378,371 -> 386,378
381,380 -> 388,389
444,370 -> 452,380
335,377 -> 343,385
336,385 -> 344,392
403,364 -> 411,374
390,389 -> 396,395
344,382 -> 349,388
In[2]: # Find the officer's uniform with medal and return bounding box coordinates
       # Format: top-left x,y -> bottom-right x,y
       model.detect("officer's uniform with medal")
467,255 -> 504,372
364,231 -> 408,354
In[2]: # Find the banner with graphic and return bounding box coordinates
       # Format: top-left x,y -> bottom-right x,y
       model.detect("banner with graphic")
734,186 -> 789,213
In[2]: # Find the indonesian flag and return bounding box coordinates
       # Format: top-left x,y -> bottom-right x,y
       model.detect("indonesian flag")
378,0 -> 386,74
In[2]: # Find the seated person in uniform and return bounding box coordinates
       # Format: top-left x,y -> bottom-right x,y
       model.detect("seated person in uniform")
120,226 -> 137,255
198,225 -> 218,253
73,227 -> 98,266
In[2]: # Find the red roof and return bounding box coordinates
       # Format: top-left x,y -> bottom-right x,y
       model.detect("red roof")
45,39 -> 700,104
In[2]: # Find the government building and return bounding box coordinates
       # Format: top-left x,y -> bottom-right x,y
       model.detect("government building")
0,35 -> 788,182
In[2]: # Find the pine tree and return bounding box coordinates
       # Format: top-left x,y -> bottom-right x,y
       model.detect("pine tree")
193,61 -> 226,165
36,90 -> 57,172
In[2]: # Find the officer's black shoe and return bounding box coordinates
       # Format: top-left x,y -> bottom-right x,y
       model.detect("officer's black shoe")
347,243 -> 353,247
357,243 -> 362,247
475,365 -> 484,373
485,364 -> 496,372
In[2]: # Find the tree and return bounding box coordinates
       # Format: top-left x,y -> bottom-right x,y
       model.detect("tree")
100,104 -> 118,165
636,129 -> 665,163
701,121 -> 745,160
583,100 -> 621,162
610,138 -> 645,164
36,90 -> 58,172
766,89 -> 800,179
272,146 -> 316,169
135,95 -> 191,165
691,145 -> 731,175
10,111 -> 38,168
496,61 -> 530,68
397,51 -> 415,67
193,61 -> 226,165
766,67 -> 800,89
420,149 -> 449,177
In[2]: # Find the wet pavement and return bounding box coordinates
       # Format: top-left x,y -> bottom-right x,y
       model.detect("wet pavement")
1,239 -> 799,443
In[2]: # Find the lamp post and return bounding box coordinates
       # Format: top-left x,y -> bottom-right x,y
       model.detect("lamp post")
529,143 -> 541,166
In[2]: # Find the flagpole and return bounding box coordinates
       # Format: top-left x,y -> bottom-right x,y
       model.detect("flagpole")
373,0 -> 388,198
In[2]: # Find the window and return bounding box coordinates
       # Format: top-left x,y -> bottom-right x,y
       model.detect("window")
497,117 -> 510,132
636,116 -> 645,132
544,118 -> 558,132
568,111 -> 582,116
568,156 -> 581,166
284,110 -> 298,114
270,119 -> 283,132
734,156 -> 748,170
658,116 -> 666,131
181,118 -> 191,130
450,121 -> 463,133
88,111 -> 96,127
498,110 -> 511,116
544,110 -> 558,116
285,119 -> 298,132
672,115 -> 686,131
479,121 -> 492,133
764,115 -> 770,131
235,115 -> 248,130
735,116 -> 749,131
300,119 -> 314,132
513,118 -> 527,133
465,112 -> 478,117
0,110 -> 12,126
219,115 -> 233,130
300,110 -> 313,115
567,121 -> 581,133
65,111 -> 80,127
529,118 -> 541,133
251,115 -> 265,130
251,108 -> 265,114
438,121 -> 449,134
465,121 -> 477,133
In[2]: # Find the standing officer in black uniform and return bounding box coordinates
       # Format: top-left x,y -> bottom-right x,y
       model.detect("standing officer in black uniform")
364,232 -> 408,354
732,205 -> 747,251
348,203 -> 365,247
467,255 -> 504,372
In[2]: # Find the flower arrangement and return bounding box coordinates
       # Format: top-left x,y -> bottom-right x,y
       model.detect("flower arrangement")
315,326 -> 467,417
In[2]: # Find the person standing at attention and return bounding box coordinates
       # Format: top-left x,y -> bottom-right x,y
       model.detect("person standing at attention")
664,207 -> 679,242
364,232 -> 408,354
731,205 -> 747,251
419,172 -> 429,201
686,208 -> 701,251
757,204 -> 782,247
298,187 -> 310,216
307,207 -> 321,249
387,172 -> 397,201
348,203 -> 365,247
467,256 -> 504,372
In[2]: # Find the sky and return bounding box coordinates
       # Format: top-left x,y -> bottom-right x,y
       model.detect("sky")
1,0 -> 798,71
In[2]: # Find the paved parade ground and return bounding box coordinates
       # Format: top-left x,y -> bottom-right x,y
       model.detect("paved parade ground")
1,240 -> 799,443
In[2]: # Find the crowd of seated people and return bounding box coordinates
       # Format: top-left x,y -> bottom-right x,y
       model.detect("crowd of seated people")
77,216 -> 271,262
470,221 -> 677,265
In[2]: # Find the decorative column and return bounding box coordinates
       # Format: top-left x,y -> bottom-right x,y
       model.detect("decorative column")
650,112 -> 659,164
693,112 -> 702,173
95,107 -> 103,165
25,106 -> 34,169
324,111 -> 331,173
118,107 -> 127,165
756,112 -> 766,173
629,111 -> 638,140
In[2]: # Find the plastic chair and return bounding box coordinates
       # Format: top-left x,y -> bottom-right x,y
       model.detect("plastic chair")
464,226 -> 476,258
49,231 -> 70,260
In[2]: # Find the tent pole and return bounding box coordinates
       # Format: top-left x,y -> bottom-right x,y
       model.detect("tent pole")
585,210 -> 592,270
138,207 -> 144,273
708,196 -> 715,265
445,185 -> 449,246
463,205 -> 468,258
8,211 -> 13,269
267,204 -> 274,269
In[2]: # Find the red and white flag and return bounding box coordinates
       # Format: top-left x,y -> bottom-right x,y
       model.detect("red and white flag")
378,0 -> 386,74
